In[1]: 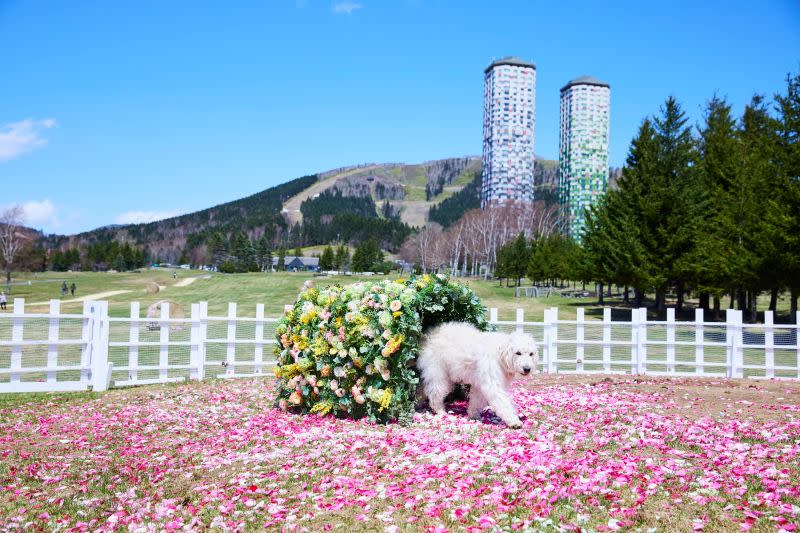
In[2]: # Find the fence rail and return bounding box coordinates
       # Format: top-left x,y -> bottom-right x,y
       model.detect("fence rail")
1,298 -> 798,393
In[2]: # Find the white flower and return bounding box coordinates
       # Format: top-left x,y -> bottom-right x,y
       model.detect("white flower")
378,311 -> 392,327
334,366 -> 346,378
389,300 -> 402,312
329,379 -> 338,391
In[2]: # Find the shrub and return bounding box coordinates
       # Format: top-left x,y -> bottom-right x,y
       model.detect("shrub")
273,274 -> 488,424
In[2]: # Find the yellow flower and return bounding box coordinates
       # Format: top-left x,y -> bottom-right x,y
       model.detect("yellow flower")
378,388 -> 392,412
393,311 -> 402,317
381,334 -> 404,357
310,401 -> 333,416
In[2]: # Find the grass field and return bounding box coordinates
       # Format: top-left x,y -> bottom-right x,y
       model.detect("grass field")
0,375 -> 798,531
4,270 -> 796,323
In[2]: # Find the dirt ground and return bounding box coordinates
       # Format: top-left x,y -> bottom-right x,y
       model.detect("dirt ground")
527,373 -> 800,422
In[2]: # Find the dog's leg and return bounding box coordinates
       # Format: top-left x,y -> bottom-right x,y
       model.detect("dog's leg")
422,365 -> 450,415
466,388 -> 487,420
480,384 -> 522,428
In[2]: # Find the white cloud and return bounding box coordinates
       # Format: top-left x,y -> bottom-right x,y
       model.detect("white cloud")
114,210 -> 181,225
0,119 -> 57,162
332,1 -> 362,14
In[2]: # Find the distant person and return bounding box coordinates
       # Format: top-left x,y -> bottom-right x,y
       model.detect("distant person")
70,282 -> 76,296
0,291 -> 6,310
61,281 -> 68,296
173,271 -> 177,280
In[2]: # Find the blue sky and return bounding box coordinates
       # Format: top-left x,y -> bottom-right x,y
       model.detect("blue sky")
2,0 -> 798,235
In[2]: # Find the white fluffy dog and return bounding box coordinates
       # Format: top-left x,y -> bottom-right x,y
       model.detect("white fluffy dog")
417,322 -> 539,428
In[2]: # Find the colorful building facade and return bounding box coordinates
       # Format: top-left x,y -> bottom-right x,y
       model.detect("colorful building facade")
481,57 -> 537,206
558,76 -> 611,241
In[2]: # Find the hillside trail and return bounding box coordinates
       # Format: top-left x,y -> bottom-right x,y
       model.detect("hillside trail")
173,276 -> 208,288
26,290 -> 133,306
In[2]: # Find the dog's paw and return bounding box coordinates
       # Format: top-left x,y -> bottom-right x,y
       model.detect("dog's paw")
506,419 -> 523,429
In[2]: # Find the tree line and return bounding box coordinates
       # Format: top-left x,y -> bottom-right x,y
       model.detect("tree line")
582,74 -> 799,320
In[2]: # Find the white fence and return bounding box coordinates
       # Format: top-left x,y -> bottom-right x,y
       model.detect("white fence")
1,298 -> 798,393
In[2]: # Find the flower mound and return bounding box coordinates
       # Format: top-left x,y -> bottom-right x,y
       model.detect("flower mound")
274,275 -> 488,423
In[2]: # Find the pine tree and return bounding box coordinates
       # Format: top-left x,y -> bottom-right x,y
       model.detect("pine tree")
276,246 -> 286,271
207,232 -> 228,268
319,245 -> 335,271
690,96 -> 740,313
256,235 -> 272,272
582,119 -> 656,306
775,72 -> 800,320
651,97 -> 702,313
334,245 -> 349,271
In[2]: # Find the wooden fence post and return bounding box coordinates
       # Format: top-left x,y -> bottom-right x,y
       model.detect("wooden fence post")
189,303 -> 201,380
47,300 -> 60,383
602,307 -> 611,373
576,307 -> 584,372
90,301 -> 111,391
515,308 -> 524,334
129,302 -> 140,383
666,308 -> 676,374
549,307 -> 559,374
159,302 -> 170,381
764,310 -> 774,379
695,308 -> 704,376
734,309 -> 744,379
81,300 -> 93,384
199,301 -> 208,380
254,303 -> 265,375
11,298 -> 24,384
226,302 -> 237,377
796,311 -> 800,380
638,308 -> 648,374
630,307 -> 638,374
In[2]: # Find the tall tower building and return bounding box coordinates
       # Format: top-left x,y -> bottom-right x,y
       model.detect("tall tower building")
481,56 -> 536,206
558,76 -> 611,241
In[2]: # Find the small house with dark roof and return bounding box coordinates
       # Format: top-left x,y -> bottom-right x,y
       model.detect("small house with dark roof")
272,256 -> 320,272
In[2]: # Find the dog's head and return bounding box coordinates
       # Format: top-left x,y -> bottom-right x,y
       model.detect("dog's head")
502,331 -> 539,376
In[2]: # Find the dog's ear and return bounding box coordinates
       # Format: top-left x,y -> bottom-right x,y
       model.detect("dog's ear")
500,334 -> 517,372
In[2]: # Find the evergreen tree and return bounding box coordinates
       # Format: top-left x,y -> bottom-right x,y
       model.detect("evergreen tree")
293,246 -> 303,258
113,252 -> 126,272
775,72 -> 800,320
319,245 -> 335,271
692,96 -> 739,313
256,235 -> 272,272
582,119 -> 658,306
498,233 -> 530,286
351,240 -> 382,272
276,247 -> 286,271
651,97 -> 702,313
334,244 -> 349,270
207,232 -> 228,267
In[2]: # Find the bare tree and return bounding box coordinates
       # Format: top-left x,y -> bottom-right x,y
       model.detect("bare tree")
0,205 -> 28,291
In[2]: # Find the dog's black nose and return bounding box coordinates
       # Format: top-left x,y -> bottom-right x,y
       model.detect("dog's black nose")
522,366 -> 531,375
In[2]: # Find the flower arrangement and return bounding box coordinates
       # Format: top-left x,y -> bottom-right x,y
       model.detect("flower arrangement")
273,274 -> 488,424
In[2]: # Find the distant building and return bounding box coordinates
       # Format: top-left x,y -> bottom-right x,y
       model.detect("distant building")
272,256 -> 320,272
558,75 -> 611,241
481,56 -> 537,206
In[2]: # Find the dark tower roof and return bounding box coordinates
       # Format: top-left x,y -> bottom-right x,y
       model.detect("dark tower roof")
560,75 -> 610,92
484,56 -> 536,73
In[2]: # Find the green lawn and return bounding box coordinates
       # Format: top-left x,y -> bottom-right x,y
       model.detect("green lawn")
4,270 -> 795,322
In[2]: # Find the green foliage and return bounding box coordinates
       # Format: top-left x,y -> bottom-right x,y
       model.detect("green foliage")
334,245 -> 349,270
273,275 -> 488,424
428,172 -> 481,228
351,239 -> 383,272
319,245 -> 335,271
496,233 -> 529,286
